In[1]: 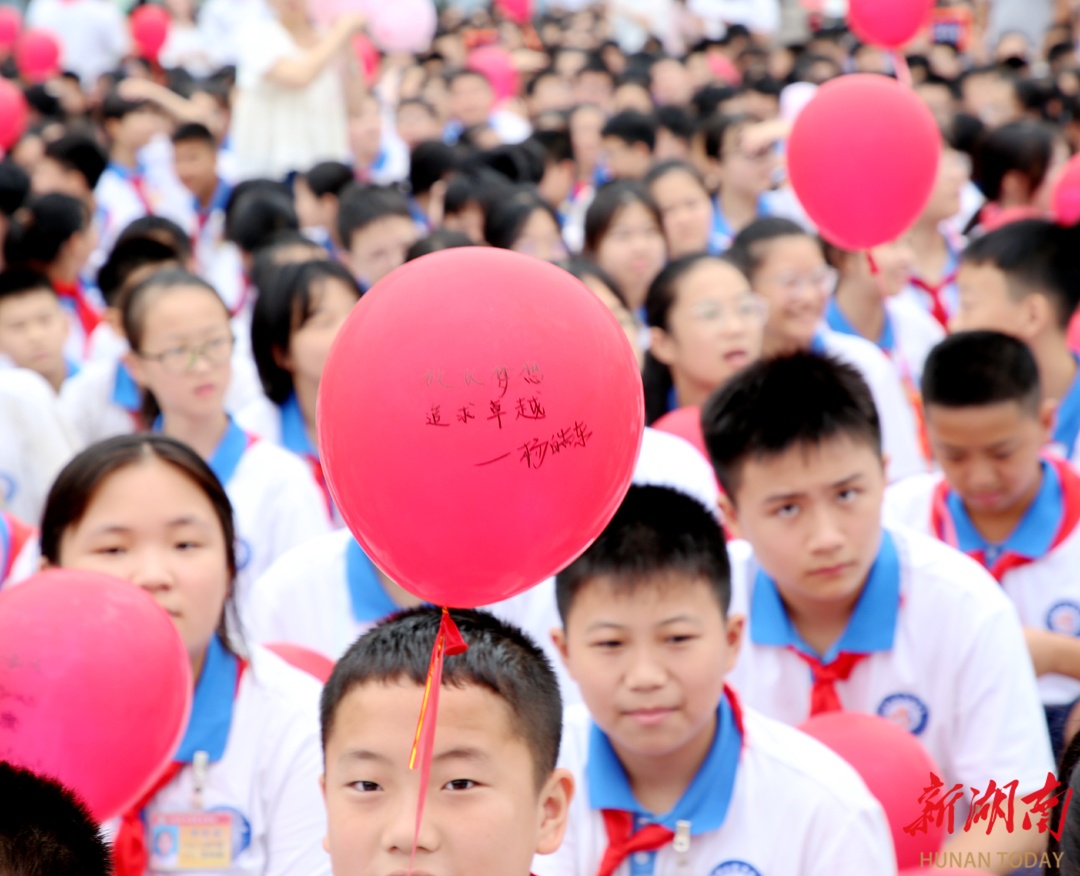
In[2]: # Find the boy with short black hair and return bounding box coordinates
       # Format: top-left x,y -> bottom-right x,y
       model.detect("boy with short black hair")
172,122 -> 232,287
542,483 -> 894,875
704,351 -> 1054,873
34,133 -> 109,206
0,761 -> 113,876
336,183 -> 419,288
601,110 -> 656,181
319,606 -> 573,876
886,330 -> 1080,757
0,267 -> 72,392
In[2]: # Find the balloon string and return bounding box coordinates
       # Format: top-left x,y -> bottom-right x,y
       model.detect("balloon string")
893,51 -> 912,88
407,607 -> 469,874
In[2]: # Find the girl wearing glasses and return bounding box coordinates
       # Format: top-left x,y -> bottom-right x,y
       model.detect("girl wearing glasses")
729,218 -> 927,482
122,268 -> 330,613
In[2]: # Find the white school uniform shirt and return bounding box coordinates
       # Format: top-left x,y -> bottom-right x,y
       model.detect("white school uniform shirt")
104,639 -> 330,876
532,690 -> 896,876
1047,357 -> 1080,465
812,330 -> 926,482
0,368 -> 78,523
884,456 -> 1080,706
726,526 -> 1055,820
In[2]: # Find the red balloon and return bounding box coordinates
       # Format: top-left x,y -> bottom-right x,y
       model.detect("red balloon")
318,248 -> 644,608
0,79 -> 28,151
351,34 -> 380,84
0,6 -> 23,52
799,712 -> 945,869
15,29 -> 60,83
495,0 -> 532,25
467,46 -> 518,102
652,407 -> 709,463
265,643 -> 335,683
1053,154 -> 1080,226
130,4 -> 171,62
848,0 -> 935,48
788,74 -> 940,251
0,570 -> 192,821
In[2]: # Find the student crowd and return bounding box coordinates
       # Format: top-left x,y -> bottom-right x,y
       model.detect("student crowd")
6,0 -> 1080,874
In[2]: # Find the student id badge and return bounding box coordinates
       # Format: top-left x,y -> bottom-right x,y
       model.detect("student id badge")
148,812 -> 233,871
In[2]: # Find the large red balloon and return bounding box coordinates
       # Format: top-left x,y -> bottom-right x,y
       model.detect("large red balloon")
787,74 -> 940,251
1052,154 -> 1080,226
0,570 -> 192,822
318,248 -> 644,608
0,79 -> 28,151
800,712 -> 946,869
130,4 -> 171,62
265,643 -> 335,683
0,6 -> 22,52
848,0 -> 934,48
15,29 -> 60,83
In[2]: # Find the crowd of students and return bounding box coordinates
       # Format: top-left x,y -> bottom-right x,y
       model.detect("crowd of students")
7,0 -> 1080,874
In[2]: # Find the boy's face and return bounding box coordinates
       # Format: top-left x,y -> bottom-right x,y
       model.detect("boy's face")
602,136 -> 650,181
173,140 -> 218,198
926,400 -> 1053,517
31,157 -> 87,199
0,291 -> 68,378
347,217 -> 419,288
112,108 -> 160,152
722,436 -> 887,612
951,262 -> 1034,338
322,680 -> 572,876
555,575 -> 742,762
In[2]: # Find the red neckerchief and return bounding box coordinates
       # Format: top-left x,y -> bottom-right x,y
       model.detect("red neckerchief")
930,455 -> 1080,582
52,278 -> 102,348
789,649 -> 869,716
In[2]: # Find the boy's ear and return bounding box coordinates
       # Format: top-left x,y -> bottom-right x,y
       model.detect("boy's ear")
717,493 -> 742,540
721,612 -> 745,675
550,627 -> 572,671
271,343 -> 292,372
319,774 -> 330,854
648,326 -> 676,366
1039,397 -> 1058,440
534,767 -> 574,856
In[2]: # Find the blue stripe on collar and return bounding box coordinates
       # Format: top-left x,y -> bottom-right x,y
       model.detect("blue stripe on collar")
586,696 -> 740,835
174,635 -> 239,763
1052,356 -> 1080,458
345,538 -> 402,623
112,362 -> 142,411
206,419 -> 249,487
280,393 -> 317,458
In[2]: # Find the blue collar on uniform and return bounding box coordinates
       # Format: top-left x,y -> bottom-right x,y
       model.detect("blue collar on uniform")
345,538 -> 402,623
112,362 -> 141,412
586,697 -> 741,835
174,635 -> 239,763
809,332 -> 828,355
751,530 -> 899,661
194,178 -> 232,219
946,459 -> 1060,562
154,416 -> 248,487
823,298 -> 895,354
64,359 -> 81,380
280,392 -> 316,458
1052,356 -> 1080,458
710,194 -> 771,254
106,160 -> 145,181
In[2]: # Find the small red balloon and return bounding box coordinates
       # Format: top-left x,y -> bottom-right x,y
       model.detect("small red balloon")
15,29 -> 60,83
0,79 -> 28,151
0,6 -> 23,52
318,248 -> 644,608
1052,154 -> 1080,226
467,45 -> 518,102
351,34 -> 380,84
652,407 -> 709,463
265,643 -> 335,683
495,0 -> 532,25
848,0 -> 935,48
799,712 -> 946,869
787,74 -> 940,251
0,570 -> 192,822
130,4 -> 171,62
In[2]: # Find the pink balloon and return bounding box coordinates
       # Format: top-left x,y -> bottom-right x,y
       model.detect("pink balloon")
130,4 -> 171,62
369,0 -> 437,55
495,0 -> 532,25
317,248 -> 644,608
0,78 -> 28,151
848,0 -> 935,48
707,52 -> 741,86
0,570 -> 192,822
799,712 -> 946,869
1052,154 -> 1080,226
351,33 -> 380,83
468,45 -> 518,102
652,407 -> 709,463
0,6 -> 23,52
787,74 -> 940,250
15,29 -> 61,83
265,643 -> 335,683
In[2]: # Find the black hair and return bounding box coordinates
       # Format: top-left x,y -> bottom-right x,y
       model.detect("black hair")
727,216 -> 813,282
226,188 -> 299,255
336,183 -> 411,247
41,434 -> 241,654
655,105 -> 695,142
43,133 -> 109,189
921,330 -> 1042,414
405,229 -> 475,261
697,111 -> 755,161
644,158 -> 708,193
961,219 -> 1080,328
974,120 -> 1058,202
224,178 -> 290,229
408,141 -> 458,197
529,129 -> 574,166
299,161 -> 355,199
702,353 -> 882,498
320,606 -> 563,789
0,762 -> 112,876
448,67 -> 492,89
563,257 -> 630,309
96,237 -> 180,307
443,165 -> 512,216
601,110 -> 657,151
576,53 -> 613,81
248,232 -> 329,298
0,162 -> 29,218
171,122 -> 216,147
690,84 -> 740,118
555,484 -> 731,623
583,179 -> 662,254
117,215 -> 193,261
3,193 -> 88,268
100,90 -> 150,122
250,259 -> 361,404
0,266 -> 56,304
483,186 -> 560,250
397,96 -> 436,117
